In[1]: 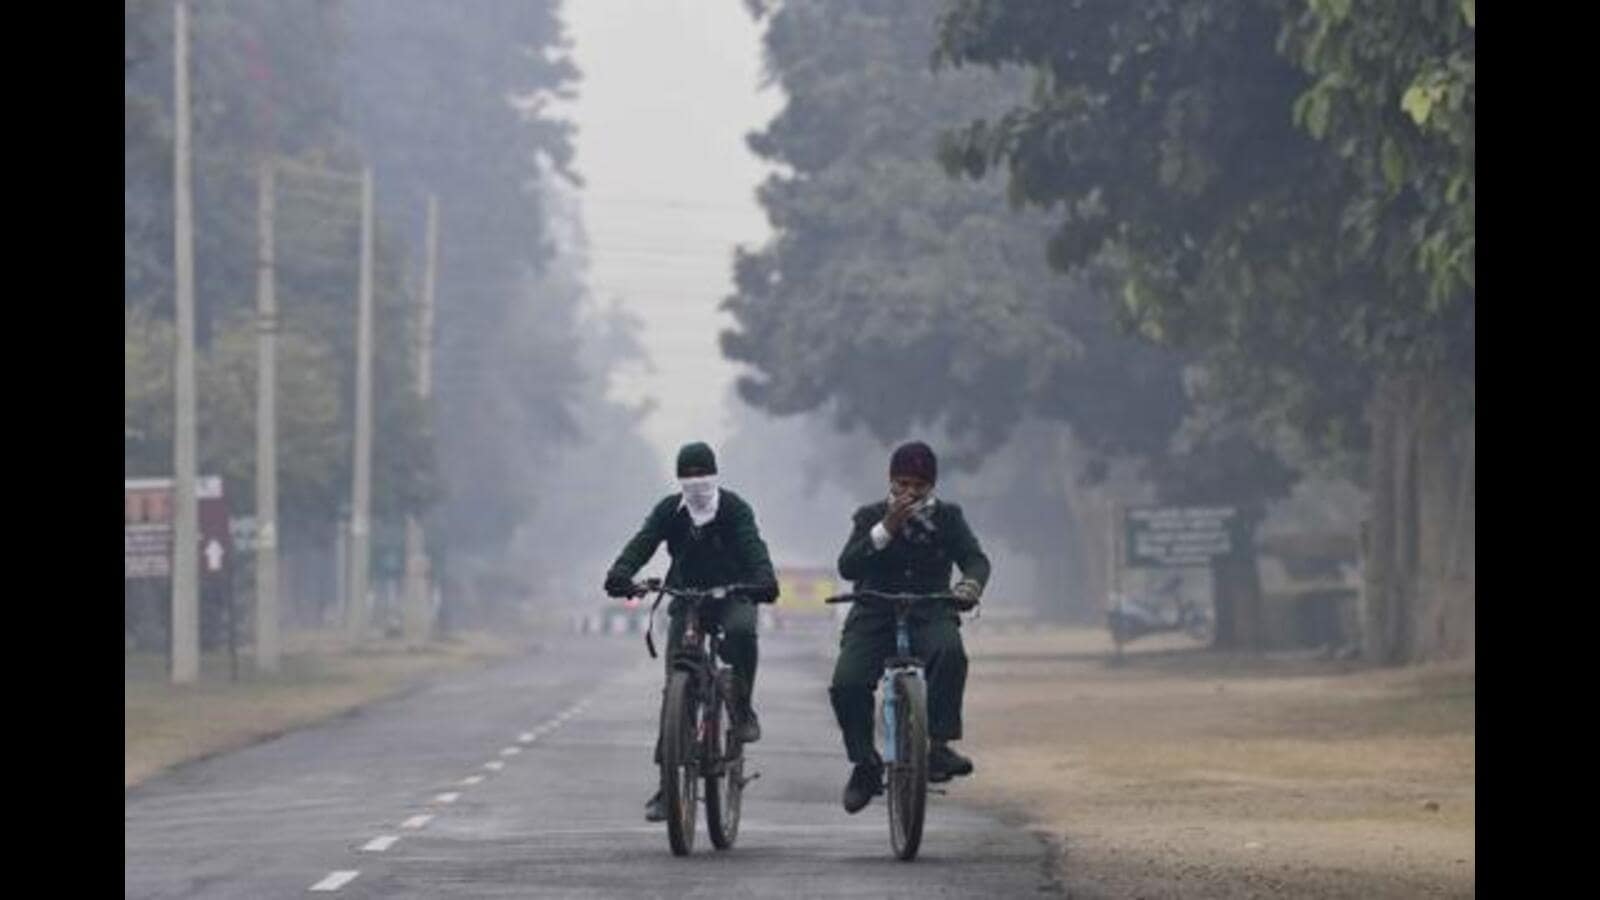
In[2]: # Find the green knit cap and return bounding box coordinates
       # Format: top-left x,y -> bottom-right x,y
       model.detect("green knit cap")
676,441 -> 718,476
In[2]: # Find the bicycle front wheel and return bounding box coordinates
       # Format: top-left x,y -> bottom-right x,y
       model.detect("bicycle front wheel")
661,669 -> 699,856
704,670 -> 742,850
887,672 -> 928,861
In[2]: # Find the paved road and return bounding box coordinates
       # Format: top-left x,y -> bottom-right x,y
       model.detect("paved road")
125,624 -> 1052,897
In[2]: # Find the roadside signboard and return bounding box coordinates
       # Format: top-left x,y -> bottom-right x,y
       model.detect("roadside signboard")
1124,505 -> 1244,569
125,476 -> 232,580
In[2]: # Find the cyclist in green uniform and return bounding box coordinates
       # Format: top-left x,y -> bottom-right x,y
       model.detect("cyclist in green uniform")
604,442 -> 779,822
830,441 -> 989,813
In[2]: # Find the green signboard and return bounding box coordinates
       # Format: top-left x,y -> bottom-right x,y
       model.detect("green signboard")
1124,505 -> 1244,568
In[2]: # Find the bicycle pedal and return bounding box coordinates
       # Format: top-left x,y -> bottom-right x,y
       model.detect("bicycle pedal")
928,787 -> 948,795
736,771 -> 762,788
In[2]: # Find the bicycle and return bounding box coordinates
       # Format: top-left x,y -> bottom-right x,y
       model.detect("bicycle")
634,578 -> 762,856
824,589 -> 962,861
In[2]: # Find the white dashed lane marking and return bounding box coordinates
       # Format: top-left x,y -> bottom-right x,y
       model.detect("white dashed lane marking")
310,870 -> 360,892
315,684 -> 630,887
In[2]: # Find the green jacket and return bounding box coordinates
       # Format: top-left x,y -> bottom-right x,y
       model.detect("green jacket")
606,489 -> 779,601
838,499 -> 991,597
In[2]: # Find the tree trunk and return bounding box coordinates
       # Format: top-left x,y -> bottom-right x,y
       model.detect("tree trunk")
1364,372 -> 1409,663
1412,375 -> 1475,661
1056,429 -> 1111,621
1211,518 -> 1263,650
1364,371 -> 1474,665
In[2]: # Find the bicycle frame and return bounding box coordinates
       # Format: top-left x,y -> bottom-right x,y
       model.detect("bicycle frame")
825,591 -> 959,764
644,582 -> 762,854
674,602 -> 726,768
640,581 -> 762,767
880,604 -> 920,765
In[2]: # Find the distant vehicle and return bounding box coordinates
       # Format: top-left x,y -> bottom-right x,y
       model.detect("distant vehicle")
770,566 -> 841,632
775,566 -> 839,614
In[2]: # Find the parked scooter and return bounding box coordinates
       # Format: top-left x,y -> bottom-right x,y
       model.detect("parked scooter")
1106,575 -> 1214,656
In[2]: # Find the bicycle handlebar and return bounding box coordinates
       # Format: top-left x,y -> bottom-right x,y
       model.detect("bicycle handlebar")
825,590 -> 961,605
633,578 -> 766,601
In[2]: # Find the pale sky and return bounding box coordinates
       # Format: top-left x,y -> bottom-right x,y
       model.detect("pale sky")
559,0 -> 783,461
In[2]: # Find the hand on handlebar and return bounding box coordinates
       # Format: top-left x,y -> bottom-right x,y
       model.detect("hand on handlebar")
952,579 -> 982,611
627,580 -> 763,601
605,574 -> 659,599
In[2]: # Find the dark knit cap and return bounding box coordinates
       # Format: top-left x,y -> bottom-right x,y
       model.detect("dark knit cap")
889,441 -> 937,484
676,441 -> 718,476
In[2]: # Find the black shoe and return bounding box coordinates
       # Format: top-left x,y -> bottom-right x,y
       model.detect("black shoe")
644,790 -> 666,822
734,704 -> 761,744
928,743 -> 974,783
842,761 -> 884,814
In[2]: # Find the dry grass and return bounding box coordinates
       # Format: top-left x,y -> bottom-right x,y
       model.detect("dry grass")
959,626 -> 1474,898
125,630 -> 525,789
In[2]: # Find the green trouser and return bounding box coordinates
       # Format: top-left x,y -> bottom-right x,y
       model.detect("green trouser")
653,599 -> 758,764
829,609 -> 967,765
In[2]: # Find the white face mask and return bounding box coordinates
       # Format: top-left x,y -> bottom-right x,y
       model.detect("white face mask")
680,475 -> 720,526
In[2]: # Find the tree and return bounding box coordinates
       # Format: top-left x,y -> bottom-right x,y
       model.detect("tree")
125,0 -> 435,521
1277,0 -> 1475,662
340,0 -> 587,565
933,0 -> 1473,660
726,0 -> 1191,463
723,0 -> 1227,622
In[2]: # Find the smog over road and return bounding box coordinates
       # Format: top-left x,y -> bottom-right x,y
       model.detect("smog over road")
127,1 -> 1473,896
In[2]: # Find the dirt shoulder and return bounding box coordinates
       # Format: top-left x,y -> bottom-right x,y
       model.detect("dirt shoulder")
959,626 -> 1474,899
125,630 -> 530,789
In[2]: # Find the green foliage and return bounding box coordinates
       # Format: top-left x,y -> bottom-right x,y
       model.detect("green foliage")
124,1 -> 438,529
724,0 -> 1188,468
340,0 -> 585,557
125,308 -> 350,521
1277,0 -> 1475,323
933,0 -> 1474,481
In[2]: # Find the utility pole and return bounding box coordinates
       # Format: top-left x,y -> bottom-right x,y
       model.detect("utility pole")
254,160 -> 280,673
170,0 -> 200,684
403,194 -> 438,646
347,166 -> 375,643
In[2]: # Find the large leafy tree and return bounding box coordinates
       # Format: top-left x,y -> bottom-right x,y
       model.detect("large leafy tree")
124,0 -> 433,535
933,0 -> 1473,451
723,0 -> 1259,621
340,0 -> 586,560
933,0 -> 1474,658
725,0 -> 1189,469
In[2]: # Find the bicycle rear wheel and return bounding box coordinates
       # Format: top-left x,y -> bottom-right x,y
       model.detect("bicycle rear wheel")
704,670 -> 743,850
661,669 -> 699,856
887,672 -> 928,861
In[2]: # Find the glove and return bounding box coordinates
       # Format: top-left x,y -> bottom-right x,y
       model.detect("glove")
749,582 -> 779,604
952,579 -> 982,610
604,573 -> 635,598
